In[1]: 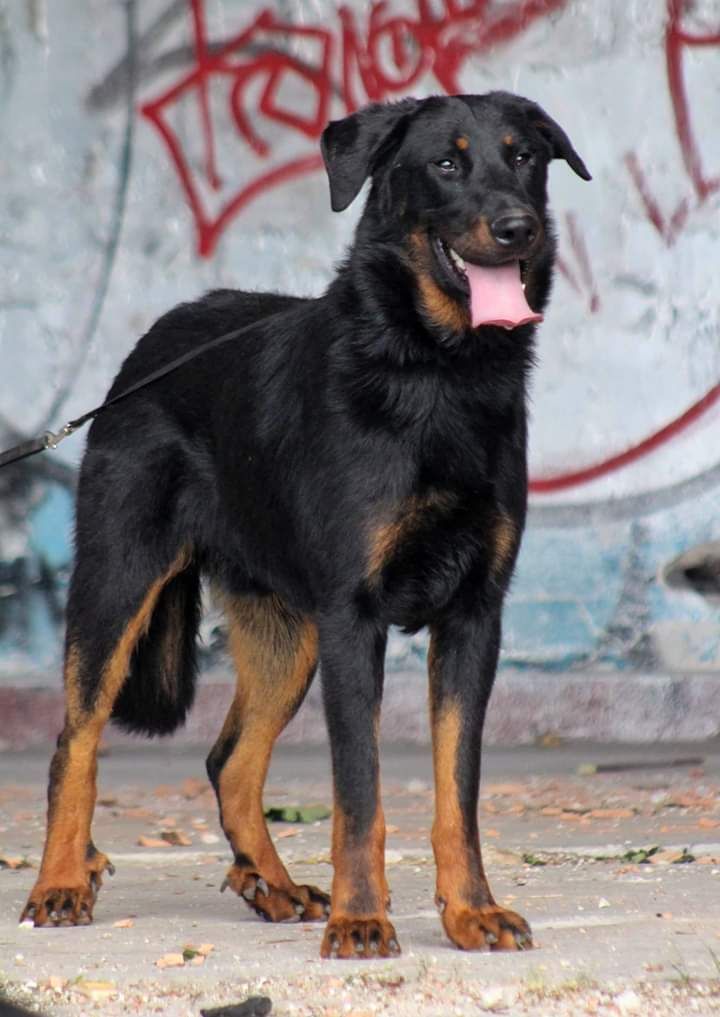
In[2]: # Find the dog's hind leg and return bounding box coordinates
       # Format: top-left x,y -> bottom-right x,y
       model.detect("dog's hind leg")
20,548 -> 192,927
207,594 -> 330,923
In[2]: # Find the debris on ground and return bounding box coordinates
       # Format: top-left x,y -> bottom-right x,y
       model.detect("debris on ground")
200,997 -> 272,1017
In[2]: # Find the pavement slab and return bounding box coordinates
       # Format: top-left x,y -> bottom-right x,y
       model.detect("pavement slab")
2,741 -> 720,1015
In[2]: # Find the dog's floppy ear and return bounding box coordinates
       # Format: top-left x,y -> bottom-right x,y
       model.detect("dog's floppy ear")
520,98 -> 591,181
321,99 -> 420,212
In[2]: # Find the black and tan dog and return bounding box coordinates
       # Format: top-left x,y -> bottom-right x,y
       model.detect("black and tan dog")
21,92 -> 589,958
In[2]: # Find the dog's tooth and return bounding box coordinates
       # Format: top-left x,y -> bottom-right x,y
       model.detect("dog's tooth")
449,248 -> 466,271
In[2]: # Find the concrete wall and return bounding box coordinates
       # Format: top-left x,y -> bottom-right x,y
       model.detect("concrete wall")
1,0 -> 719,695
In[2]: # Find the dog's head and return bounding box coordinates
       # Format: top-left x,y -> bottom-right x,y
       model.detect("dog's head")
321,93 -> 590,335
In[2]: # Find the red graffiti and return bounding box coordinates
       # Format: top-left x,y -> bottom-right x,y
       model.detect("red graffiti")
529,381 -> 720,494
556,212 -> 599,314
140,0 -> 567,256
626,0 -> 720,246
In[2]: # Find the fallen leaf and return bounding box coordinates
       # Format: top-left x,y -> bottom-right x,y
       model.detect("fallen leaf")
622,846 -> 660,864
153,784 -> 178,797
155,953 -> 185,968
522,853 -> 548,867
649,848 -> 694,865
483,783 -> 526,797
276,827 -> 299,839
160,829 -> 192,846
537,733 -> 562,747
698,817 -> 720,829
42,976 -> 67,991
123,807 -> 153,819
137,835 -> 168,848
588,808 -> 635,819
113,917 -> 134,928
75,979 -> 116,1001
666,794 -> 715,809
0,856 -> 33,870
181,777 -> 210,799
183,942 -> 214,960
485,828 -> 500,838
264,804 -> 331,823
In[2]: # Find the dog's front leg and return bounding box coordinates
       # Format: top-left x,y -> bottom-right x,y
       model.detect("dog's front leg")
318,610 -> 398,959
429,608 -> 533,951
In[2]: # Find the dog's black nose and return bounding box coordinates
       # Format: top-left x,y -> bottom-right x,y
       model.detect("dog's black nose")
490,212 -> 538,249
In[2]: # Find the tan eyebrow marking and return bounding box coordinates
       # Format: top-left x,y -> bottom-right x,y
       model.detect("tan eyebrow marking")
503,134 -> 514,146
455,136 -> 469,150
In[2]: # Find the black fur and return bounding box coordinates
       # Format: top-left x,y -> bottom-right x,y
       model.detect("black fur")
60,92 -> 588,944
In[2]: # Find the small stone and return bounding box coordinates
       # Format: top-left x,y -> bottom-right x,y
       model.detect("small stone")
200,832 -> 220,844
615,989 -> 642,1013
44,975 -> 67,991
597,897 -> 611,908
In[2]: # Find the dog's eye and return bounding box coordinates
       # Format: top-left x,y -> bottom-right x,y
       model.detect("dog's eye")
434,159 -> 457,174
514,151 -> 533,167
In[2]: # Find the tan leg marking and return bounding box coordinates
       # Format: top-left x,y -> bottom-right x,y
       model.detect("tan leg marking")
214,597 -> 329,922
430,688 -> 532,951
21,550 -> 191,927
321,802 -> 398,959
491,512 -> 517,576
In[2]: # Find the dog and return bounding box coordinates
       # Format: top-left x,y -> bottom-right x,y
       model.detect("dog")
21,92 -> 590,958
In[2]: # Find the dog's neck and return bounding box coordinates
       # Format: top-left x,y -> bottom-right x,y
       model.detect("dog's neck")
329,198 -> 538,385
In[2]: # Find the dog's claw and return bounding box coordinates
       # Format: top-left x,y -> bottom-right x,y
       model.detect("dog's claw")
486,931 -> 498,945
106,861 -> 116,877
220,878 -> 230,894
256,877 -> 269,897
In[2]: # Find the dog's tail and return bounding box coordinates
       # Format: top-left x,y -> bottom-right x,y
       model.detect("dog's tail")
111,563 -> 202,736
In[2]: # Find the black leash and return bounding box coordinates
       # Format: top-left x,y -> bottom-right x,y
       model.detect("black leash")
0,313 -> 284,469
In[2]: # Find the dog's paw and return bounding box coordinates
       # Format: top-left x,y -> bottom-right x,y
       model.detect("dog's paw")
20,883 -> 96,927
20,851 -> 114,928
221,864 -> 330,923
320,915 -> 400,959
438,900 -> 532,951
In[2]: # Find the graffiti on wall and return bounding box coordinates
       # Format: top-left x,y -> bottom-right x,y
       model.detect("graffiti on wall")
2,0 -> 720,677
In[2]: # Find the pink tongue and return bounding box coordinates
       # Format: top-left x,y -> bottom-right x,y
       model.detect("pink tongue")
464,261 -> 543,329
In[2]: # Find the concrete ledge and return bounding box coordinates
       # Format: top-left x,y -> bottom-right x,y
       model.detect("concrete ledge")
1,667 -> 719,748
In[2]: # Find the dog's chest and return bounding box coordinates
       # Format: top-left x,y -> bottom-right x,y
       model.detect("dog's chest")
362,487 -> 514,628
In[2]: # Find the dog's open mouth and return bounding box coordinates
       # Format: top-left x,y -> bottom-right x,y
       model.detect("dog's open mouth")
432,236 -> 543,330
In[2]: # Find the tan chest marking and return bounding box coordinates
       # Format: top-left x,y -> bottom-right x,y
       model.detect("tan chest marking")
367,491 -> 456,579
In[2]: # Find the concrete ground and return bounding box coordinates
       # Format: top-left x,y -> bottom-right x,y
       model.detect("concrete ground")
2,740 -> 720,1016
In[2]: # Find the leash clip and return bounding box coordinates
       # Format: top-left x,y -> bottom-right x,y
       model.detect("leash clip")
43,423 -> 76,450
